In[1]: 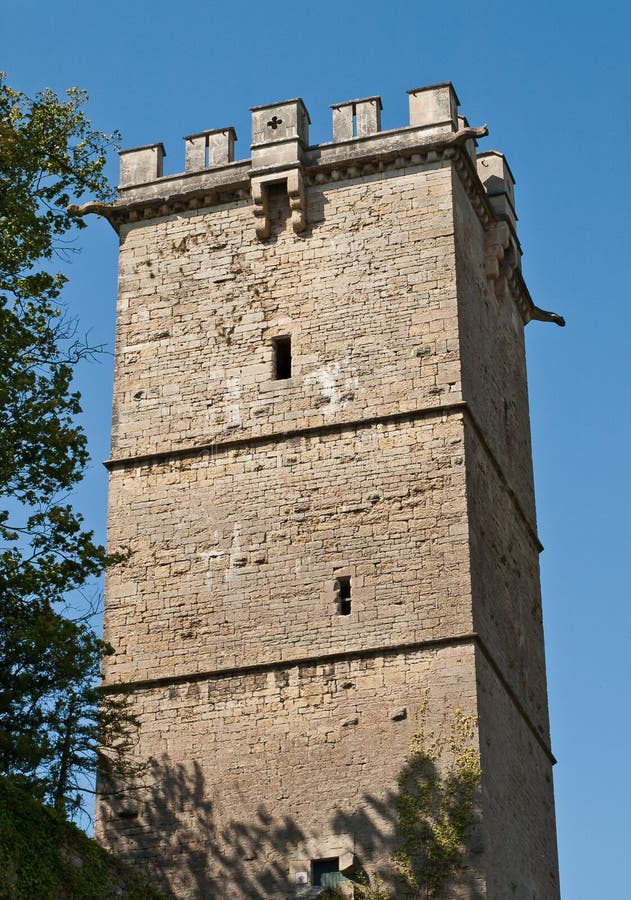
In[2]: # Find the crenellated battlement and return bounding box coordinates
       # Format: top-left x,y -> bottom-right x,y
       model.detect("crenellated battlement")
184,127 -> 237,173
330,96 -> 382,141
101,81 -> 551,319
118,82 -> 470,188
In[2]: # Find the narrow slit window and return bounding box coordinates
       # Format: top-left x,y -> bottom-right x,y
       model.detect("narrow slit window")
336,576 -> 352,616
272,336 -> 292,380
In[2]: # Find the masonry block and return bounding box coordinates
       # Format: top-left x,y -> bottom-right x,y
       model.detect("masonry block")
476,150 -> 517,226
250,98 -> 310,169
119,143 -> 165,187
184,127 -> 236,172
331,96 -> 382,141
408,81 -> 459,132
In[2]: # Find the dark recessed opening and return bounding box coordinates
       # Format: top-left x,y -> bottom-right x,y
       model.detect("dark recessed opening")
117,805 -> 139,819
312,857 -> 340,887
273,335 -> 292,380
336,576 -> 352,616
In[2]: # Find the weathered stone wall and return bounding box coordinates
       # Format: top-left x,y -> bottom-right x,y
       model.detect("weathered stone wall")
104,414 -> 470,685
110,164 -> 461,460
452,168 -> 537,525
97,644 -> 482,900
476,647 -> 560,900
99,86 -> 560,899
451,167 -> 558,898
465,419 -> 550,738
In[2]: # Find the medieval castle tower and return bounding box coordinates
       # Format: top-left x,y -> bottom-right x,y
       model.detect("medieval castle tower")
92,82 -> 561,898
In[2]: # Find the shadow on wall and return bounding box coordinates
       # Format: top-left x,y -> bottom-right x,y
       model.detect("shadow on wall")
99,752 -> 484,900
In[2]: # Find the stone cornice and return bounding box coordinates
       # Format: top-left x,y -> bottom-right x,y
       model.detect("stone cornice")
104,399 -> 542,553
72,125 -> 489,231
99,630 -> 555,765
104,401 -> 469,471
68,123 -> 564,327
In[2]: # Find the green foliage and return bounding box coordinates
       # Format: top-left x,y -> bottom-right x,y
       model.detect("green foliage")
0,74 -> 132,815
0,72 -> 117,603
353,872 -> 393,900
0,776 -> 164,899
355,697 -> 481,900
0,75 -> 116,296
393,695 -> 481,899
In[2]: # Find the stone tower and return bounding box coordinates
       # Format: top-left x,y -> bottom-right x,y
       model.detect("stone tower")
93,83 -> 561,898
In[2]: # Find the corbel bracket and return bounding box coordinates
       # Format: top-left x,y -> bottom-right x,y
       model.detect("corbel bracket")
251,178 -> 271,241
485,220 -> 519,302
250,168 -> 306,241
287,169 -> 306,235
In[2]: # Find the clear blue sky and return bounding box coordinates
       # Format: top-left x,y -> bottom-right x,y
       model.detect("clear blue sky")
3,1 -> 630,895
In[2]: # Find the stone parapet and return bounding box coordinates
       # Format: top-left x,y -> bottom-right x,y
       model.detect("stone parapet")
119,142 -> 166,188
116,83 -> 471,192
184,127 -> 236,172
407,82 -> 459,132
331,96 -> 382,140
250,97 -> 310,170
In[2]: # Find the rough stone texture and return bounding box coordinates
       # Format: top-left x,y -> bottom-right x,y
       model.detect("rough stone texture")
452,169 -> 536,523
110,165 -> 460,460
97,85 -> 560,899
476,647 -> 559,900
99,647 -> 481,899
104,414 -> 470,684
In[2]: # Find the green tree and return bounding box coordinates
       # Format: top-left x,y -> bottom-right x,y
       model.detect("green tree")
0,73 -> 131,816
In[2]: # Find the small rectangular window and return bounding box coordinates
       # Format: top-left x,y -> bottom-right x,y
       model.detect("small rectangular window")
336,576 -> 352,616
312,857 -> 340,887
272,336 -> 292,380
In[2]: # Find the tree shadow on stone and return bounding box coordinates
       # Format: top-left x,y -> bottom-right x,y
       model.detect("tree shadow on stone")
99,753 -> 306,899
332,721 -> 485,900
99,716 -> 484,900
